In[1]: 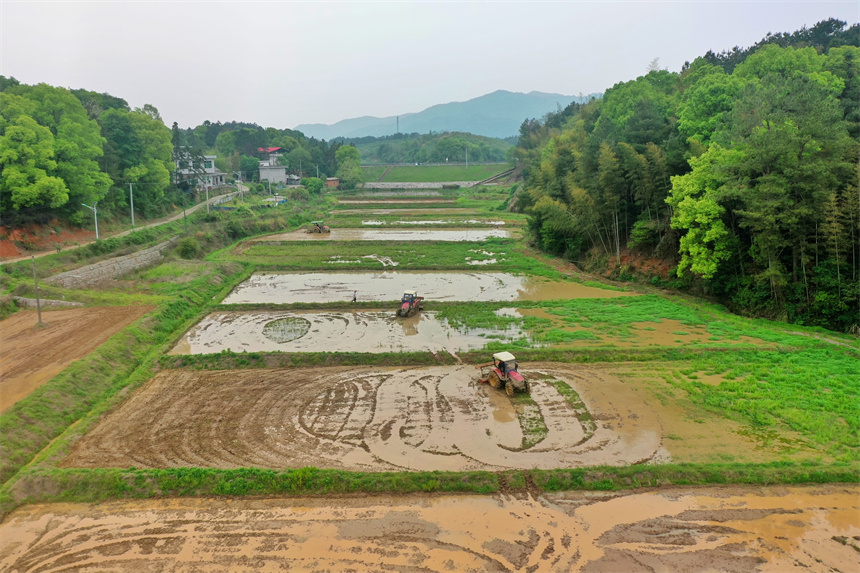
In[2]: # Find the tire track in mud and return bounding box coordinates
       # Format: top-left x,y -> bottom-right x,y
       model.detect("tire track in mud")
2,486 -> 857,572
62,364 -> 662,472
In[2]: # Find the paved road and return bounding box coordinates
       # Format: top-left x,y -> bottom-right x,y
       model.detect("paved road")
1,186 -> 244,265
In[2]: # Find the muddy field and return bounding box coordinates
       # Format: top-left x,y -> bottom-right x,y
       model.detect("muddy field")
254,228 -> 511,241
331,208 -> 481,215
62,364 -> 666,471
361,219 -> 506,225
2,485 -> 857,572
337,199 -> 454,204
223,271 -> 632,304
0,306 -> 154,411
170,310 -> 522,354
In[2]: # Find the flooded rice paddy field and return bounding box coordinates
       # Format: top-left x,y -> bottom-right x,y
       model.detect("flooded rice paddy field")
62,364 -> 666,471
253,228 -> 511,241
171,310 -> 770,355
360,218 -> 507,226
223,271 -> 632,304
337,199 -> 455,204
330,208 -> 481,215
3,485 -> 856,572
170,311 -> 522,354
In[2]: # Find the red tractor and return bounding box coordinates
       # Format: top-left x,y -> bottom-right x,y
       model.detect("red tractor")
397,290 -> 425,317
306,220 -> 331,233
478,351 -> 529,396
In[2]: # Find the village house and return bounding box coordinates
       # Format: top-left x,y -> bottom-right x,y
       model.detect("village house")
174,151 -> 226,190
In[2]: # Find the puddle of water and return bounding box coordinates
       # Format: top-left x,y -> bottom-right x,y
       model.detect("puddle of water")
223,271 -> 634,304
252,228 -> 511,241
3,486 -> 855,572
170,311 -> 523,354
361,220 -> 385,225
337,199 -> 454,204
330,208 -> 480,215
326,255 -> 399,266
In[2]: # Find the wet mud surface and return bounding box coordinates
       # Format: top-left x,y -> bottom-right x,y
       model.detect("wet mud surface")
223,271 -> 633,304
170,311 -> 522,354
337,199 -> 454,204
2,486 -> 857,572
61,364 -> 664,471
329,208 -> 480,215
0,306 -> 154,411
253,228 -> 511,241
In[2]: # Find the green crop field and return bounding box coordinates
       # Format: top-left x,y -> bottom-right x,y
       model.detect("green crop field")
378,164 -> 509,182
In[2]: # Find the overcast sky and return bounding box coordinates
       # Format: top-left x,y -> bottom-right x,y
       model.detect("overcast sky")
2,1 -> 857,130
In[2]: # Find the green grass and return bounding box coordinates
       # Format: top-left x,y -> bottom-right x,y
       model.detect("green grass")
381,164 -> 509,183
3,461 -> 856,519
359,165 -> 389,182
217,238 -> 564,277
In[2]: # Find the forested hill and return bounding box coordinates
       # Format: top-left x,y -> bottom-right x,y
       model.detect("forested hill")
338,132 -> 512,164
296,90 -> 596,140
512,18 -> 859,332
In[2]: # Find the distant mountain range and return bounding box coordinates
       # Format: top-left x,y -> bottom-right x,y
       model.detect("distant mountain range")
295,90 -> 598,140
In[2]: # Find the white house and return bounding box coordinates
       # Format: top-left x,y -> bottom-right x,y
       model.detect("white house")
259,153 -> 287,184
175,152 -> 226,189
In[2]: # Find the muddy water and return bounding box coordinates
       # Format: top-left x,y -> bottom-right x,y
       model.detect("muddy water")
358,219 -> 506,226
223,271 -> 633,304
330,208 -> 479,215
337,199 -> 454,204
62,365 -> 662,472
2,486 -> 856,572
170,311 -> 522,354
253,228 -> 511,241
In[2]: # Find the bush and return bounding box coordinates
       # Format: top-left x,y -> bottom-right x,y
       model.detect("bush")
301,177 -> 324,195
176,237 -> 201,259
288,187 -> 310,202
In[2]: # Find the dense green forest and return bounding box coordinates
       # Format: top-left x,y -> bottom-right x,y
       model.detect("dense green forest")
512,19 -> 859,331
335,132 -> 511,164
0,80 -> 356,224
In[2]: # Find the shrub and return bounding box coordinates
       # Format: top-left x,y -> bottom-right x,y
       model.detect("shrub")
177,237 -> 200,259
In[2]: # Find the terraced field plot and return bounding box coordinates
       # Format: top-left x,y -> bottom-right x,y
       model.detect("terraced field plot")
4,486 -> 856,572
223,271 -> 631,304
170,311 -> 523,354
62,364 -> 667,471
330,208 -> 480,215
252,228 -> 512,241
0,306 -> 154,411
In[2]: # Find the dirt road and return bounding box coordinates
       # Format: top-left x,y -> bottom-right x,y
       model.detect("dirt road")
0,306 -> 155,411
1,485 -> 856,572
0,188 -> 240,265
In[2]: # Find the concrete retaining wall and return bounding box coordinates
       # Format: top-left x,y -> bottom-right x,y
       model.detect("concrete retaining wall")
46,237 -> 178,289
13,296 -> 84,309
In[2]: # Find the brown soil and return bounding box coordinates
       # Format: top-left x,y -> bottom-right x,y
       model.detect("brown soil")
0,306 -> 155,411
61,364 -> 665,471
0,224 -> 93,260
1,485 -> 856,572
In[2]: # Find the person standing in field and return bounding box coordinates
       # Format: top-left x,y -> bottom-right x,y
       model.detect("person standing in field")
352,290 -> 357,303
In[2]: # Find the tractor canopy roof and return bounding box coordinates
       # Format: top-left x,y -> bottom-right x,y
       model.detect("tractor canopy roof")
403,290 -> 417,296
493,351 -> 516,362
310,220 -> 324,225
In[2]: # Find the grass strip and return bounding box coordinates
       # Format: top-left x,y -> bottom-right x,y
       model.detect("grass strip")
2,461 -> 856,519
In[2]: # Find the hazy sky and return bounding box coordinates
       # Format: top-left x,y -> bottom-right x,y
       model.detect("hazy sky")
2,1 -> 857,130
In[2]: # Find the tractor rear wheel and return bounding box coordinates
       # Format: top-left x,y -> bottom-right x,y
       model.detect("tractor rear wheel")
489,372 -> 501,389
505,382 -> 515,397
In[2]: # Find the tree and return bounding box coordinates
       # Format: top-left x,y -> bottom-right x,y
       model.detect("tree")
0,84 -> 110,213
301,177 -> 324,195
335,145 -> 363,189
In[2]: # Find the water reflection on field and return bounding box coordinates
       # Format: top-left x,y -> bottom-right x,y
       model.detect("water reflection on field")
223,271 -> 633,304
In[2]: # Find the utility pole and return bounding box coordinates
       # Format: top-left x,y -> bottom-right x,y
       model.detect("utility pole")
31,256 -> 43,327
82,202 -> 99,239
128,182 -> 135,229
